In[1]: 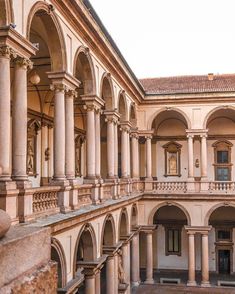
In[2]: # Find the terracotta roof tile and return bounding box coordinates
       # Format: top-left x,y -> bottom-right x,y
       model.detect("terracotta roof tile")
139,74 -> 235,95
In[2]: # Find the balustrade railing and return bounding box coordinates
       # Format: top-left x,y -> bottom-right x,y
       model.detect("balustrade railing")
32,186 -> 60,214
209,181 -> 235,193
153,181 -> 187,193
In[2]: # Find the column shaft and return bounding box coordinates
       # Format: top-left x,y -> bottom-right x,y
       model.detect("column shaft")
201,135 -> 208,178
106,256 -> 115,294
121,128 -> 128,178
12,58 -> 31,181
114,122 -> 118,177
106,118 -> 115,178
131,233 -> 140,286
187,233 -> 196,286
127,132 -> 130,177
65,91 -> 75,180
85,275 -> 96,294
187,135 -> 194,178
0,47 -> 11,180
95,271 -> 101,294
201,234 -> 210,286
145,232 -> 154,284
146,137 -> 152,179
95,109 -> 101,178
86,106 -> 96,178
131,136 -> 139,178
53,85 -> 66,180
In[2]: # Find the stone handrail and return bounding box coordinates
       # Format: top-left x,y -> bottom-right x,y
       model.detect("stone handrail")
209,181 -> 235,192
32,186 -> 60,214
153,181 -> 187,193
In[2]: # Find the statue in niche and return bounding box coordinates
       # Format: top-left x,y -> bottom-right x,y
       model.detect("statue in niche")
118,250 -> 125,284
168,153 -> 177,175
27,138 -> 35,175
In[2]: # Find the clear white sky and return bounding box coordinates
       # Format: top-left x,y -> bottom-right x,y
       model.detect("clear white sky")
90,0 -> 235,78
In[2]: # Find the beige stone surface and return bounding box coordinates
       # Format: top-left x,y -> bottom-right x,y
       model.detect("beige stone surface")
0,210 -> 11,238
0,226 -> 51,288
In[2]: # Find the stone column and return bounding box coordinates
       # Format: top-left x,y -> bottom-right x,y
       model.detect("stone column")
114,252 -> 119,294
131,133 -> 139,179
187,134 -> 194,178
65,90 -> 76,180
146,136 -> 152,179
95,270 -> 101,294
187,232 -> 196,286
95,108 -> 101,179
51,83 -> 66,181
122,242 -> 131,289
0,46 -> 12,181
201,232 -> 210,287
131,233 -> 140,286
127,132 -> 131,177
106,116 -> 115,178
145,231 -> 154,284
121,126 -> 128,178
201,134 -> 208,178
12,57 -> 33,183
85,105 -> 96,179
106,255 -> 115,294
114,121 -> 118,178
85,274 -> 96,294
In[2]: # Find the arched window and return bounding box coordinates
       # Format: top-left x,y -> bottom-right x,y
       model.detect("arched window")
212,140 -> 233,181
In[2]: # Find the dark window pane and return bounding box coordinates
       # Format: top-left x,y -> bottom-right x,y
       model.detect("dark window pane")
217,151 -> 228,163
218,230 -> 230,240
173,230 -> 179,252
168,229 -> 173,252
216,167 -> 229,181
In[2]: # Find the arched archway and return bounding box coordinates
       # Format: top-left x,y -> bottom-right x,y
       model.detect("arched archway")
100,73 -> 114,111
51,238 -> 67,288
204,106 -> 235,181
118,91 -> 128,122
119,208 -> 129,239
131,204 -> 138,230
73,224 -> 97,278
101,214 -> 116,250
0,0 -> 14,26
27,2 -> 67,72
206,204 -> 235,275
129,103 -> 137,128
74,46 -> 96,96
148,108 -> 190,180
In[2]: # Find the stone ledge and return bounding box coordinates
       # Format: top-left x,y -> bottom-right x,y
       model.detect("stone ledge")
0,226 -> 51,287
1,261 -> 57,294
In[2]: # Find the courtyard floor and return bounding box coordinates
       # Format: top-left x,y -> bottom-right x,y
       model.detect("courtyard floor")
132,270 -> 235,293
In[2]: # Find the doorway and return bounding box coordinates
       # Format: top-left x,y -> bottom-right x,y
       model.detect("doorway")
218,250 -> 230,274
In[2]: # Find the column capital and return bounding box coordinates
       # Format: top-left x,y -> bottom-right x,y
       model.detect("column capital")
0,45 -> 16,59
120,122 -> 131,133
66,89 -> 78,99
184,225 -> 212,235
104,110 -> 120,123
186,129 -> 208,138
140,225 -> 157,234
50,83 -> 67,93
81,94 -> 104,109
14,56 -> 33,70
47,71 -> 80,90
77,256 -> 106,276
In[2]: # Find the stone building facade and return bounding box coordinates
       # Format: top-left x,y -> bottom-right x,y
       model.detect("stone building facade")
1,0 -> 235,293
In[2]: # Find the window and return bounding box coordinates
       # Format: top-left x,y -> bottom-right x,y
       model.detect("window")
216,229 -> 232,242
163,142 -> 182,177
213,141 -> 233,181
166,227 -> 181,255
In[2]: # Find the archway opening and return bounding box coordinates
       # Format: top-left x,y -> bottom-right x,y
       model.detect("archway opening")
206,108 -> 235,182
208,205 -> 235,275
131,205 -> 138,230
149,110 -> 188,180
119,210 -> 128,239
27,5 -> 66,187
51,246 -> 63,288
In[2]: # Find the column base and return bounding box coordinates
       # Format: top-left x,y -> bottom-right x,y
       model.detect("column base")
50,179 -> 69,187
0,181 -> 18,223
15,180 -> 32,189
187,280 -> 197,286
201,281 -> 211,287
144,278 -> 154,284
